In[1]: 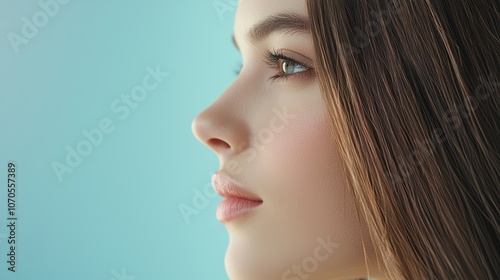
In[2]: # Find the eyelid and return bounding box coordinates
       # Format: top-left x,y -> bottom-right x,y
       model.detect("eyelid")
233,49 -> 315,83
279,49 -> 314,69
263,49 -> 315,83
265,49 -> 312,69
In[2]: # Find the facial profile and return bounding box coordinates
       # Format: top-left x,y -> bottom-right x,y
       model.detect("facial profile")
192,0 -> 385,279
193,0 -> 500,279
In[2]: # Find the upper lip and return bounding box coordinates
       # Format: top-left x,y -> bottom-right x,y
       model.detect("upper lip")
211,172 -> 262,202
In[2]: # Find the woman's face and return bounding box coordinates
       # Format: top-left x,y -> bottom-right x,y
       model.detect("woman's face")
192,0 -> 383,279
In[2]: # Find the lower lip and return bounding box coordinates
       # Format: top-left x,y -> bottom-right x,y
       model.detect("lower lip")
216,197 -> 263,223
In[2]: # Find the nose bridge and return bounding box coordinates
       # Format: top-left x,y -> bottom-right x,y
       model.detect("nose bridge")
191,86 -> 251,156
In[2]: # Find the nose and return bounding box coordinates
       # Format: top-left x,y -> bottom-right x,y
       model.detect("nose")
191,95 -> 250,157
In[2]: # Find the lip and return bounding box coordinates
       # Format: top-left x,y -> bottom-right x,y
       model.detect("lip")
211,172 -> 263,223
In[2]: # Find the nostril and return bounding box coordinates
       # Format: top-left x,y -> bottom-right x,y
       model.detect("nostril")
208,138 -> 231,150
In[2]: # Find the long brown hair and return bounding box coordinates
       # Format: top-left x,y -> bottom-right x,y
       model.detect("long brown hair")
307,0 -> 500,279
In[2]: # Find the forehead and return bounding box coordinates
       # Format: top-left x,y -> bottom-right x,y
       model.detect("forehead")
233,0 -> 309,43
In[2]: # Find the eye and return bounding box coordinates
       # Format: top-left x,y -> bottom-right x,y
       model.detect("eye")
233,50 -> 314,83
264,50 -> 313,83
234,59 -> 308,78
281,60 -> 308,75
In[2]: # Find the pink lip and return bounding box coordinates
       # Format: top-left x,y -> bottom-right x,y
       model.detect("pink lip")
211,172 -> 263,223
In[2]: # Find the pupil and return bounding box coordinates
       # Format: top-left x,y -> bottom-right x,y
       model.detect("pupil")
282,61 -> 295,74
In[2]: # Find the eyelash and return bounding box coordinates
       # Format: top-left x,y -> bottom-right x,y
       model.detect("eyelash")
234,50 -> 312,83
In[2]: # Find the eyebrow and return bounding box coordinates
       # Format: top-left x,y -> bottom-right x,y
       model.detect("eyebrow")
232,13 -> 310,50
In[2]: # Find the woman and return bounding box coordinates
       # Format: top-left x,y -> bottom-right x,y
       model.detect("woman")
192,0 -> 499,279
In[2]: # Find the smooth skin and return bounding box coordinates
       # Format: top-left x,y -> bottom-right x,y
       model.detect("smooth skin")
192,0 -> 387,279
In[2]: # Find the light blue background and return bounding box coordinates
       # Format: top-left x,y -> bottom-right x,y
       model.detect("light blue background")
0,0 -> 240,279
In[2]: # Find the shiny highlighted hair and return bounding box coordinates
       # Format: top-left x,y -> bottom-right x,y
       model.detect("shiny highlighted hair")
307,0 -> 500,279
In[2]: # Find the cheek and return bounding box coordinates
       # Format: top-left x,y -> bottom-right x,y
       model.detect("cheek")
258,105 -> 368,271
265,106 -> 349,225
224,95 -> 372,279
